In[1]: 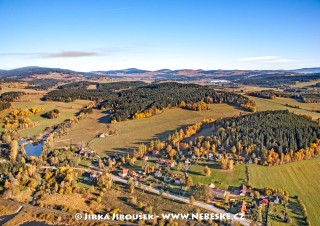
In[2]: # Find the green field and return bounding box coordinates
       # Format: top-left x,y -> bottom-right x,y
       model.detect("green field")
251,96 -> 320,119
0,94 -> 90,138
248,158 -> 320,226
188,162 -> 247,190
57,103 -> 243,155
291,79 -> 320,88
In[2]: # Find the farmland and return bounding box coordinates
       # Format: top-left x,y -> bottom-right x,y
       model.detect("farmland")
248,158 -> 320,226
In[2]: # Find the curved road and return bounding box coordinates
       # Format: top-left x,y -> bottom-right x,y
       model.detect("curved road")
40,166 -> 253,226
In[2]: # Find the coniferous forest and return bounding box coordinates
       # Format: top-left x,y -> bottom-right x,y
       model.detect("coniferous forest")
188,110 -> 320,165
44,82 -> 256,122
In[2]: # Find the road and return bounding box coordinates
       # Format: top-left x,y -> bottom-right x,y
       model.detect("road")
40,165 -> 253,226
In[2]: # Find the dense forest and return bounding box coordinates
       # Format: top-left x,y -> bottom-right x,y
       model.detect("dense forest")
187,110 -> 320,164
235,73 -> 320,87
0,102 -> 11,112
0,92 -> 24,112
44,81 -> 146,102
248,88 -> 320,103
247,90 -> 295,99
26,79 -> 60,90
57,81 -> 145,90
101,83 -> 256,122
302,94 -> 320,103
44,82 -> 256,122
0,91 -> 25,102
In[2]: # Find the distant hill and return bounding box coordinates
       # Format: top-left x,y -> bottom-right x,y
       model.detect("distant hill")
289,67 -> 320,73
1,66 -> 320,83
0,66 -> 97,78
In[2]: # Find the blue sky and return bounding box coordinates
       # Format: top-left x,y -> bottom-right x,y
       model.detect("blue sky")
0,0 -> 319,71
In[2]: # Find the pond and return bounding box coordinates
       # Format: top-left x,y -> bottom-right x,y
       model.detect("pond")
24,142 -> 43,157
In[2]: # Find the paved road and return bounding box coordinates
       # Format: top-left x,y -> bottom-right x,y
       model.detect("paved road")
40,166 -> 253,225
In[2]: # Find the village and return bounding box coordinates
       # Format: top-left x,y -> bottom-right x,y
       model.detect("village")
74,145 -> 292,225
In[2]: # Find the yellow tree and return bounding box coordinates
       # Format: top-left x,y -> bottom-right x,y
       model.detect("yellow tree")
228,159 -> 234,170
9,140 -> 18,162
203,165 -> 211,177
231,146 -> 237,155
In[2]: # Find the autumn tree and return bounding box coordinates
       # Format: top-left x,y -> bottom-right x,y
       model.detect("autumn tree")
228,159 -> 234,170
185,176 -> 193,187
231,146 -> 237,155
9,140 -> 18,162
189,196 -> 195,204
203,165 -> 211,177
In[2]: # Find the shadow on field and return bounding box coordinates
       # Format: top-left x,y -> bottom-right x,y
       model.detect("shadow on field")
98,110 -> 110,123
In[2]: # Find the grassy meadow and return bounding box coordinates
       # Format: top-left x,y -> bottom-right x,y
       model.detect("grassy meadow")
291,79 -> 320,88
57,103 -> 243,155
0,94 -> 90,138
248,158 -> 320,226
251,96 -> 320,119
188,162 -> 247,190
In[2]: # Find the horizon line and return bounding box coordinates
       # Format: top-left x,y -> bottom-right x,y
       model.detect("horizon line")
1,65 -> 320,73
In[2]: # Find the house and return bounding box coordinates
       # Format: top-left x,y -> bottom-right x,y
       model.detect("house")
259,198 -> 269,206
215,154 -> 223,161
90,171 -> 102,180
128,170 -> 137,177
208,153 -> 214,159
238,156 -> 245,161
156,158 -> 166,164
164,177 -> 172,183
209,183 -> 215,188
79,147 -> 86,155
82,177 -> 90,182
239,184 -> 247,196
165,160 -> 176,168
211,188 -> 228,199
238,201 -> 247,214
174,178 -> 182,184
156,158 -> 176,167
119,168 -> 129,177
141,156 -> 149,161
270,196 -> 280,204
152,150 -> 159,156
154,171 -> 162,178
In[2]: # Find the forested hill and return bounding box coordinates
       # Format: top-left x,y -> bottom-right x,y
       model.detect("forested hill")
101,82 -> 255,122
190,110 -> 320,164
45,82 -> 256,122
